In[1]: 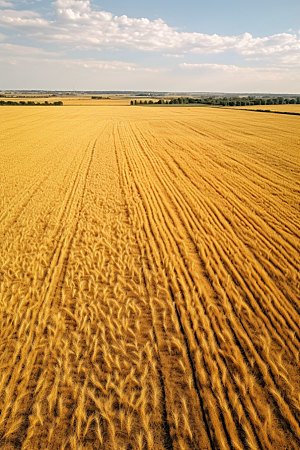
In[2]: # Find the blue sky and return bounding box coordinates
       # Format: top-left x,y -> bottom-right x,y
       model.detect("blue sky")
0,0 -> 299,92
94,0 -> 300,36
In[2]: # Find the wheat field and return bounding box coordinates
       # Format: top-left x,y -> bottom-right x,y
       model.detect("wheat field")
233,104 -> 300,113
2,97 -> 135,106
0,106 -> 299,450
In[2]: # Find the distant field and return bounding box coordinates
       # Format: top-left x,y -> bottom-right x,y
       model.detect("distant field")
234,104 -> 300,113
0,106 -> 299,449
4,98 -> 299,111
2,96 -> 158,106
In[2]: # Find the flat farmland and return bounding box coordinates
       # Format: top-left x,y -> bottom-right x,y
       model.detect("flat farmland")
3,97 -> 133,106
233,104 -> 300,113
0,106 -> 299,450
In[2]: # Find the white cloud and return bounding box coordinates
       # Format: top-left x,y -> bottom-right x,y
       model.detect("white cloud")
0,42 -> 60,56
0,0 -> 299,63
180,63 -> 240,71
0,42 -> 163,72
163,53 -> 184,58
0,9 -> 48,28
59,59 -> 163,72
235,32 -> 300,56
245,50 -> 300,68
0,1 -> 13,7
179,62 -> 300,83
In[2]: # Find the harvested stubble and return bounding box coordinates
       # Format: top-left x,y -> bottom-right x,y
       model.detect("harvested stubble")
0,106 -> 299,450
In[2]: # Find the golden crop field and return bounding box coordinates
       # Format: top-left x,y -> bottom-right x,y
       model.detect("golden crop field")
0,106 -> 299,450
233,104 -> 300,113
3,97 -> 139,106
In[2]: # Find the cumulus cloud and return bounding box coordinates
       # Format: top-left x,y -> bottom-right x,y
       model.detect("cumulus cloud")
0,0 -> 299,62
0,8 -> 48,28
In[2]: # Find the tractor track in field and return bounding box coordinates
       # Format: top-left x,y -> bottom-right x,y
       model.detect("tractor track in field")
0,107 -> 299,450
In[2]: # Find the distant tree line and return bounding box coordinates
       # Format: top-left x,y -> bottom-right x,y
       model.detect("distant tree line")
131,96 -> 300,106
0,100 -> 63,106
131,100 -> 155,105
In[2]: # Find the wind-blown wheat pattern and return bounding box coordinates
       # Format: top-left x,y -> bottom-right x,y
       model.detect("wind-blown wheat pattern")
0,107 -> 299,450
